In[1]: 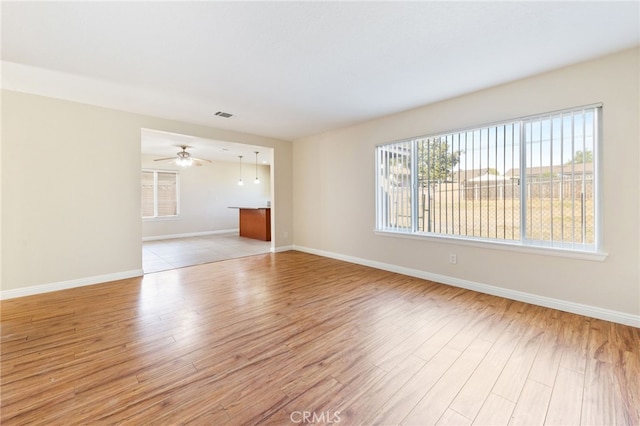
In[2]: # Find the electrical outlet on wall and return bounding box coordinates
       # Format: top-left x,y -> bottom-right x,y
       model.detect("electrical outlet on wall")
449,254 -> 457,264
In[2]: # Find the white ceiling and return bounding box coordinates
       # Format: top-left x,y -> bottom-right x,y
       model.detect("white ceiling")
2,1 -> 639,143
141,128 -> 272,165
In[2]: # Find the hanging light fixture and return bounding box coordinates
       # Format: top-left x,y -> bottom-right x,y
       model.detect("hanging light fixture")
254,151 -> 260,184
176,150 -> 193,167
237,155 -> 244,186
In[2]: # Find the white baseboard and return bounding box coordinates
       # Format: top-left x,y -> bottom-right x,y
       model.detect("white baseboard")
293,245 -> 640,328
142,229 -> 239,242
5,247 -> 637,327
0,269 -> 144,300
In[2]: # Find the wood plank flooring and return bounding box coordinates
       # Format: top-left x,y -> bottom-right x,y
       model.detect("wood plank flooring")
1,251 -> 639,425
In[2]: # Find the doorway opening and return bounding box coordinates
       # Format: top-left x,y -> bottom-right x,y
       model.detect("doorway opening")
140,128 -> 274,273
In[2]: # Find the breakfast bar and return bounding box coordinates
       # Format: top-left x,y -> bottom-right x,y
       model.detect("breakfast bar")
229,207 -> 271,241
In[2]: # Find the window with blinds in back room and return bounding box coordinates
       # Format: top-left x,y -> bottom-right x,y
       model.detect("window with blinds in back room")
142,170 -> 179,219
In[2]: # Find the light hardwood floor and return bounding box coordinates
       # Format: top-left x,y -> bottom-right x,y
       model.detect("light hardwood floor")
1,251 -> 639,425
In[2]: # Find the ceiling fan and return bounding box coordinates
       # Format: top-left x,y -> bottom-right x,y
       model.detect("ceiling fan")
153,145 -> 212,167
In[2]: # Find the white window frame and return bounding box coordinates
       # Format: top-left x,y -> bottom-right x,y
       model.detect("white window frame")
375,104 -> 605,260
142,169 -> 181,220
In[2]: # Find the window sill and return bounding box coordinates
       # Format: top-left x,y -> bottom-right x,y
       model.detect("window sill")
373,230 -> 608,261
142,216 -> 180,222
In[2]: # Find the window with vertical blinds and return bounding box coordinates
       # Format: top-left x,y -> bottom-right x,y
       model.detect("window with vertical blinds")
376,105 -> 600,253
142,170 -> 179,219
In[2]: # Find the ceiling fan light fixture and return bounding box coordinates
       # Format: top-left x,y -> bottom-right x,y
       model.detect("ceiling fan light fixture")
176,148 -> 193,167
177,157 -> 193,167
153,145 -> 211,168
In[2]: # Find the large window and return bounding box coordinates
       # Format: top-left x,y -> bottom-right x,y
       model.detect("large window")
142,170 -> 180,219
376,105 -> 600,253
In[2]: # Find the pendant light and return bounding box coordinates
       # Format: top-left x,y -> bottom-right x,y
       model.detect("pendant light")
254,151 -> 260,184
237,155 -> 244,186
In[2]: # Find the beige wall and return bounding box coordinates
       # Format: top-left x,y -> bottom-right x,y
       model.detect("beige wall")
1,91 -> 293,292
141,154 -> 271,239
293,48 -> 640,319
2,48 -> 638,322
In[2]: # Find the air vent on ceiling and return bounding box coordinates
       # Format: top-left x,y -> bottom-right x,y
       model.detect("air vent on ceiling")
214,111 -> 233,118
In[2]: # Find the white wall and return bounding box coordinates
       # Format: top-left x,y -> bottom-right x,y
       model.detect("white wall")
141,154 -> 271,239
1,91 -> 293,294
292,48 -> 640,322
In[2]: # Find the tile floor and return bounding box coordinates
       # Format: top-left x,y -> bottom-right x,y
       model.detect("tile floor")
142,233 -> 272,273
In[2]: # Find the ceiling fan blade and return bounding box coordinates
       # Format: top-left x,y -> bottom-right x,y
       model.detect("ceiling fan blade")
191,157 -> 212,163
153,157 -> 176,162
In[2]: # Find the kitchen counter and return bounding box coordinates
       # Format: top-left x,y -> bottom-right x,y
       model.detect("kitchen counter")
229,207 -> 271,241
